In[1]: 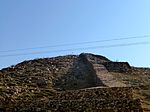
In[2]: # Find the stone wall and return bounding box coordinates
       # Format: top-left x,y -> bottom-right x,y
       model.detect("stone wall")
51,87 -> 133,100
103,62 -> 131,72
2,99 -> 142,112
0,53 -> 144,111
46,99 -> 142,112
80,53 -> 111,64
0,87 -> 143,112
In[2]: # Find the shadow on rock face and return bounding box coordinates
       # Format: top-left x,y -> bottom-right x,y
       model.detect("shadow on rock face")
53,53 -> 106,91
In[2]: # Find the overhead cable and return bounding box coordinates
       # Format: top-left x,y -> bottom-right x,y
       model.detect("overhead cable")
0,41 -> 150,58
0,35 -> 150,53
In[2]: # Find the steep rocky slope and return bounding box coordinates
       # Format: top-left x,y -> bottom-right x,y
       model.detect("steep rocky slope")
0,53 -> 150,111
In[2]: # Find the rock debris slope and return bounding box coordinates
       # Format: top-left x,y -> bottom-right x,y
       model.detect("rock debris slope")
0,53 -> 150,111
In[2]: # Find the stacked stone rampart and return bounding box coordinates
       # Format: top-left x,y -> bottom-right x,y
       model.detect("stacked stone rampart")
2,87 -> 142,112
103,62 -> 131,72
45,87 -> 142,111
47,99 -> 142,112
51,87 -> 133,100
0,53 -> 144,111
0,87 -> 143,111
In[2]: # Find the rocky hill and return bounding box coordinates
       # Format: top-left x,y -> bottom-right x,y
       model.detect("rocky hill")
0,53 -> 150,111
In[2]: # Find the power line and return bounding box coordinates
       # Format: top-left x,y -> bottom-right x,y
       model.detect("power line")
0,35 -> 150,53
0,41 -> 150,58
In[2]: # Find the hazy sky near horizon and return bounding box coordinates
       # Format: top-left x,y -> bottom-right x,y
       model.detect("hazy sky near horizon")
0,0 -> 150,69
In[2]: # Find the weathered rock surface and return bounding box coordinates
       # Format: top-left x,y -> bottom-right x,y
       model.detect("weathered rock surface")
0,53 -> 150,111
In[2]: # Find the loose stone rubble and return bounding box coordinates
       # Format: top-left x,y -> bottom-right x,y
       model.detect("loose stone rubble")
0,53 -> 150,111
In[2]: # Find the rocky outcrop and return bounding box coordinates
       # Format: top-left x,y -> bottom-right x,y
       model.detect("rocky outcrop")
0,53 -> 147,111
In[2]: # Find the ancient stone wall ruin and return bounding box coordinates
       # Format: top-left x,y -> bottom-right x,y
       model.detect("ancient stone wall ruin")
2,87 -> 143,111
46,99 -> 142,112
51,87 -> 133,100
103,62 -> 131,72
0,53 -> 144,111
0,87 -> 143,111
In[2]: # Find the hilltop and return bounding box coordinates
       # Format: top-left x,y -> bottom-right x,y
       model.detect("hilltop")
0,53 -> 150,111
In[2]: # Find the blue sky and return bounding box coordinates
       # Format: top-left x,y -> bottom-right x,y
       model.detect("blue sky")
0,0 -> 150,69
